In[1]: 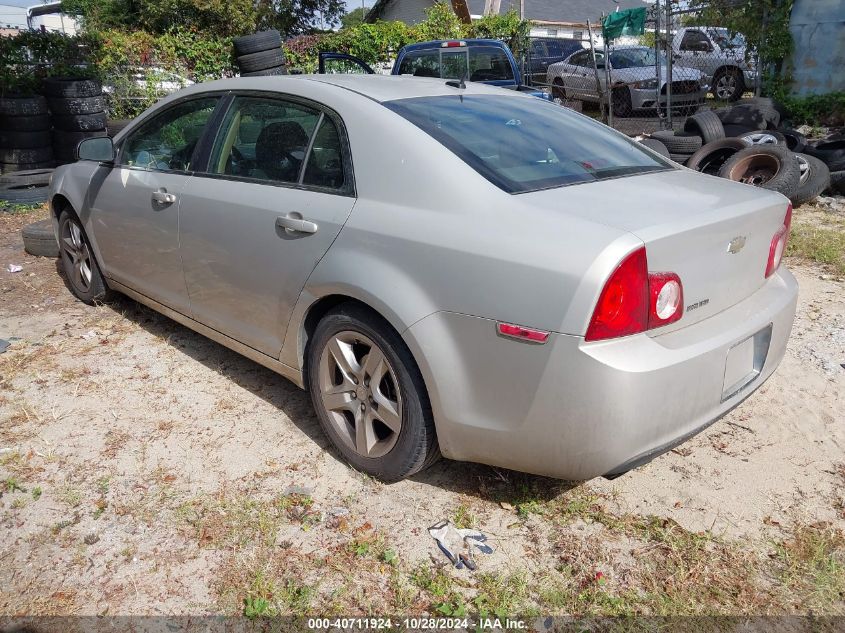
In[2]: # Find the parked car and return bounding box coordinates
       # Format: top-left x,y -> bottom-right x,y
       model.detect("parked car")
49,75 -> 797,482
547,46 -> 708,116
527,37 -> 584,86
320,39 -> 550,99
672,26 -> 756,101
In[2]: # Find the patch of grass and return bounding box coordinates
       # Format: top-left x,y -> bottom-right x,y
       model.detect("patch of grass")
0,201 -> 45,215
474,572 -> 533,619
453,503 -> 478,529
57,485 -> 82,508
31,486 -> 42,501
3,477 -> 26,495
787,214 -> 845,274
772,524 -> 845,613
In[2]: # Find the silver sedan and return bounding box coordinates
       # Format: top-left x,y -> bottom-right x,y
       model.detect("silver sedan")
49,75 -> 797,482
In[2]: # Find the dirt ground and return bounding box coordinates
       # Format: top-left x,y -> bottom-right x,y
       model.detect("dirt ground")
1,204 -> 844,620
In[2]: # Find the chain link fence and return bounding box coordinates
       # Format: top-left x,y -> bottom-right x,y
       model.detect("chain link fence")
526,2 -> 763,137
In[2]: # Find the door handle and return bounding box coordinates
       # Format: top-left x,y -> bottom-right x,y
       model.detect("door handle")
152,189 -> 176,204
276,213 -> 318,234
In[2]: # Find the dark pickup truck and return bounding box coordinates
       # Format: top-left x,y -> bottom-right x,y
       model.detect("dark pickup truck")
319,39 -> 550,99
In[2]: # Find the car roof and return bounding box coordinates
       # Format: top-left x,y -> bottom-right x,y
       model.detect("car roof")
178,74 -> 522,104
400,38 -> 505,52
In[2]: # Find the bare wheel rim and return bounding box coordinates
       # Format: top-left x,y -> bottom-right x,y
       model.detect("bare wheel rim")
318,330 -> 402,459
60,219 -> 92,291
796,155 -> 810,186
728,154 -> 780,186
715,73 -> 737,99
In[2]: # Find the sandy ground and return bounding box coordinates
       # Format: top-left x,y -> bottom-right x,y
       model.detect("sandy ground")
1,206 -> 843,617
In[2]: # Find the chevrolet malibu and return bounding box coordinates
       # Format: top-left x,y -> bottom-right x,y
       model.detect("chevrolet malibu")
49,75 -> 797,482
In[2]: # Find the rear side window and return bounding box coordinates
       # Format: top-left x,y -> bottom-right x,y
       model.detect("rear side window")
385,95 -> 671,194
398,50 -> 439,77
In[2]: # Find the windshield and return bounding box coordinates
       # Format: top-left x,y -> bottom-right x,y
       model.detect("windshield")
609,48 -> 665,69
385,95 -> 671,194
712,28 -> 746,50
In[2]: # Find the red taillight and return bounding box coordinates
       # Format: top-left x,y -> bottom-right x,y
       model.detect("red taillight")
585,247 -> 684,342
585,247 -> 649,342
496,322 -> 550,343
765,204 -> 792,278
647,272 -> 683,329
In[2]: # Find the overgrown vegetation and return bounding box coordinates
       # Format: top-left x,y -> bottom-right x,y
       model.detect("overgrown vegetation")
787,209 -> 845,275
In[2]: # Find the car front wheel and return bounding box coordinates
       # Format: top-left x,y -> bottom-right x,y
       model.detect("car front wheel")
58,210 -> 110,304
307,303 -> 439,482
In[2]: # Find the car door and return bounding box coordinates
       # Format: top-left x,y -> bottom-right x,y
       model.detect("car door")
89,95 -> 221,313
177,94 -> 356,357
676,30 -> 713,79
318,52 -> 375,74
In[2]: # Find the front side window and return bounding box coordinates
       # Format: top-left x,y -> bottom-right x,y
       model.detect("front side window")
120,97 -> 218,171
385,95 -> 671,194
209,96 -> 320,184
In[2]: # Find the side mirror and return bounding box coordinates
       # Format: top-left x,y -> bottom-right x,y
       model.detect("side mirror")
77,137 -> 115,162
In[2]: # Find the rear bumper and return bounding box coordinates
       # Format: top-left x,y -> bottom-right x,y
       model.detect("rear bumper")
404,267 -> 798,480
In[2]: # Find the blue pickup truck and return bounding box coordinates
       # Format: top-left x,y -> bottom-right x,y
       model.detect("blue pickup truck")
319,39 -> 549,99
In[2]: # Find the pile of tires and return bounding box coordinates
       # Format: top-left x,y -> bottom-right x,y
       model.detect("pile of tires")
0,168 -> 53,206
45,77 -> 108,166
0,95 -> 54,175
234,30 -> 287,77
638,99 -> 839,207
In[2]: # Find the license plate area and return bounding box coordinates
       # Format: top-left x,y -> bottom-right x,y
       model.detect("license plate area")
721,323 -> 772,402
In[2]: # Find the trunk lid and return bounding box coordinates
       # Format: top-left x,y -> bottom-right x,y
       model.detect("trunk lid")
521,168 -> 790,333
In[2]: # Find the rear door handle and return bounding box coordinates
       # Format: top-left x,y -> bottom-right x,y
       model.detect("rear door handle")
276,213 -> 318,234
152,189 -> 176,204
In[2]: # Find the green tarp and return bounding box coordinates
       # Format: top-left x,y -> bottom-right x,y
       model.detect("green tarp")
602,7 -> 647,41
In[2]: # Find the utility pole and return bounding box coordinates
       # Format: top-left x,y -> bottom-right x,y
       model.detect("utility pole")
520,0 -> 524,19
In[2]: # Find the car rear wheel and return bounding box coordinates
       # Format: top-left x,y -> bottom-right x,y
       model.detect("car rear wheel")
611,86 -> 632,117
307,304 -> 439,482
58,210 -> 110,304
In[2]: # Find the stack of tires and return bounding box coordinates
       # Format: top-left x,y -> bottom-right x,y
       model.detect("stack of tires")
637,99 -> 837,208
234,30 -> 287,77
45,77 -> 108,166
0,95 -> 54,175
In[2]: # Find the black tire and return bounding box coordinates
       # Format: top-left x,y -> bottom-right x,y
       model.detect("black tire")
722,123 -> 756,138
793,153 -> 831,207
685,138 -> 748,176
650,130 -> 703,154
58,209 -> 111,304
718,145 -> 800,198
53,128 -> 107,149
0,95 -> 48,117
0,113 -> 50,131
638,138 -> 670,159
0,129 -> 51,149
683,110 -> 725,144
0,179 -> 50,205
233,30 -> 282,56
1,160 -> 54,174
669,153 -> 693,165
780,129 -> 807,153
307,303 -> 439,482
551,78 -> 567,101
237,49 -> 286,73
47,96 -> 107,116
0,168 -> 53,187
711,67 -> 745,102
827,170 -> 845,195
804,140 -> 845,172
42,77 -> 102,99
51,111 -> 107,132
107,119 -> 133,137
0,146 -> 53,164
611,86 -> 632,117
722,103 -> 780,131
241,66 -> 288,77
22,219 -> 59,257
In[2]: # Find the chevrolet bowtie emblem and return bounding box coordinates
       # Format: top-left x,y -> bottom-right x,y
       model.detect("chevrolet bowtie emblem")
727,236 -> 747,254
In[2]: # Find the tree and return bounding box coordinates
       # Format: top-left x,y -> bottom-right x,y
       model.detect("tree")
255,0 -> 347,35
341,6 -> 368,29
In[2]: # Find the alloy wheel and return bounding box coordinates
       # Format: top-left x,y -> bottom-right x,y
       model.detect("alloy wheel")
60,218 -> 92,292
318,331 -> 402,459
715,73 -> 737,100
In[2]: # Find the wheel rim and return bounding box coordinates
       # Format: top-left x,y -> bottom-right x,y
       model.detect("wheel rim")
742,132 -> 779,146
60,219 -> 92,292
715,74 -> 737,100
796,155 -> 810,186
318,331 -> 402,459
728,154 -> 780,186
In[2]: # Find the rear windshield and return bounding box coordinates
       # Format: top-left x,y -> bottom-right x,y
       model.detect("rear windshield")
397,47 -> 514,82
385,95 -> 671,194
